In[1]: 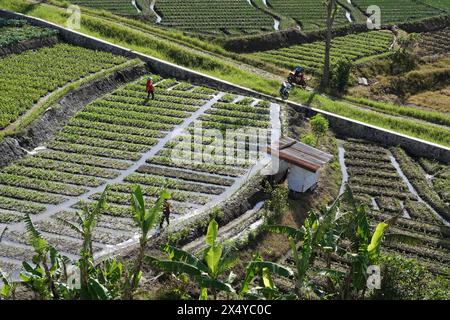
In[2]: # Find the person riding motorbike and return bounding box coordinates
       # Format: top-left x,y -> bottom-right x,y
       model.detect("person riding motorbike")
288,66 -> 307,88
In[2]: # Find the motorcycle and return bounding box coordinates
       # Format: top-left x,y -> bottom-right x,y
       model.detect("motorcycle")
279,82 -> 292,100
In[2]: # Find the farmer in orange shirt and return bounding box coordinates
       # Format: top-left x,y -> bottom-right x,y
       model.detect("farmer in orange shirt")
146,76 -> 155,100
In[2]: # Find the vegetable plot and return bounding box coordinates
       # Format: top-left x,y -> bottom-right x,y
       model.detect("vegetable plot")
266,0 -> 350,30
251,31 -> 393,74
71,0 -> 140,15
0,19 -> 58,48
0,67 -> 278,274
343,140 -> 450,272
0,43 -> 127,129
155,0 -> 274,35
352,0 -> 445,23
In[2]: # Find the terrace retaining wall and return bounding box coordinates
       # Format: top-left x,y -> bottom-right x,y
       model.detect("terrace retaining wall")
0,35 -> 58,57
1,10 -> 449,163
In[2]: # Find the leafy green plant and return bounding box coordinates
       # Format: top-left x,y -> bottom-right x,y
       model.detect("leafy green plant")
19,214 -> 71,300
330,58 -> 352,93
301,133 -> 317,147
56,187 -> 110,299
264,183 -> 289,221
124,186 -> 171,299
374,254 -> 450,300
310,114 -> 329,145
146,219 -> 236,300
265,190 -> 347,298
240,253 -> 294,300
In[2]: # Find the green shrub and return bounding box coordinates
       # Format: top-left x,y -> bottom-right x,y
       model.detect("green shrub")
310,114 -> 329,144
301,133 -> 317,147
331,58 -> 352,93
374,254 -> 450,300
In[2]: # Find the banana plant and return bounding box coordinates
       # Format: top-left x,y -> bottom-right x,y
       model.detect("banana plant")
57,187 -> 109,299
123,186 -> 171,299
240,253 -> 295,300
19,214 -> 71,300
0,227 -> 16,300
265,191 -> 347,298
338,187 -> 412,299
146,219 -> 236,300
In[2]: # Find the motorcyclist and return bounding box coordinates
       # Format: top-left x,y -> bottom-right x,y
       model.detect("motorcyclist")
289,66 -> 306,88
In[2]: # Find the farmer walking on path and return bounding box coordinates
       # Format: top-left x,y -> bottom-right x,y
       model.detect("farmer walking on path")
159,199 -> 171,229
146,76 -> 155,100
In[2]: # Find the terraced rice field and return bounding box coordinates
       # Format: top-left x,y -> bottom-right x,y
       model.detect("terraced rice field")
340,139 -> 450,272
250,30 -> 393,73
71,0 -> 141,15
351,0 -> 445,23
266,0 -> 351,30
0,74 -> 280,275
0,43 -> 128,129
155,0 -> 275,35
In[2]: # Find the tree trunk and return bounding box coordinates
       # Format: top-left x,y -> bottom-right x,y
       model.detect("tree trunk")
321,0 -> 336,90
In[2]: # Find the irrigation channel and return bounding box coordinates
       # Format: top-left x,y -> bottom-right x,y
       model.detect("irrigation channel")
0,77 -> 282,278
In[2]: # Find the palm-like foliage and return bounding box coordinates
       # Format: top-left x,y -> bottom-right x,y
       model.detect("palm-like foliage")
0,227 -> 16,300
19,214 -> 70,299
240,253 -> 294,300
146,219 -> 236,300
339,187 -> 400,299
265,189 -> 347,297
56,187 -> 108,299
125,186 -> 171,299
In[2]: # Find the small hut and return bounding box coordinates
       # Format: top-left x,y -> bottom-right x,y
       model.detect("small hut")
267,137 -> 333,193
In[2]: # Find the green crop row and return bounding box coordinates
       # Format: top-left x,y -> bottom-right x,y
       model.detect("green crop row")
146,156 -> 245,177
0,173 -> 86,196
136,164 -> 235,187
1,165 -> 104,188
352,0 -> 445,23
92,99 -> 193,117
67,118 -> 164,138
17,156 -> 119,179
0,43 -> 127,129
0,22 -> 58,47
108,183 -> 210,205
0,185 -> 64,205
124,173 -> 225,195
155,0 -> 274,35
252,31 -> 393,73
212,102 -> 270,114
49,141 -> 141,161
35,150 -> 131,170
390,147 -> 449,220
106,92 -> 203,107
76,112 -> 174,131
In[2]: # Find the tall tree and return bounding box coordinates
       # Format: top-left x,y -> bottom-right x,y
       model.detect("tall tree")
321,0 -> 338,90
